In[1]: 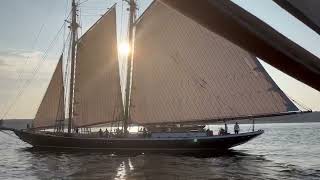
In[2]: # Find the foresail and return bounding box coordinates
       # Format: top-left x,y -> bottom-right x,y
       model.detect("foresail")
130,2 -> 298,125
73,6 -> 123,127
34,55 -> 65,128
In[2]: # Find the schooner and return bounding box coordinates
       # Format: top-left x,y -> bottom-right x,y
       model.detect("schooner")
10,0 -> 310,151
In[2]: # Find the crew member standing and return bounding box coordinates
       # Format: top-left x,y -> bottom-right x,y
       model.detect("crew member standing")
234,122 -> 240,134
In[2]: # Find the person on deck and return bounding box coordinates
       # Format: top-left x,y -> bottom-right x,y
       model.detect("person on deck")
105,128 -> 109,138
234,122 -> 240,134
99,128 -> 103,137
218,128 -> 225,135
206,128 -> 213,136
224,123 -> 228,134
142,127 -> 147,138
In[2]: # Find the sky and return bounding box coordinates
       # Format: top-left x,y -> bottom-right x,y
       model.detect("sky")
0,0 -> 319,119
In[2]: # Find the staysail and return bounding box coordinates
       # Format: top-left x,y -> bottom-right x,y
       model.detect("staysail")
33,55 -> 65,128
130,2 -> 298,125
73,6 -> 123,127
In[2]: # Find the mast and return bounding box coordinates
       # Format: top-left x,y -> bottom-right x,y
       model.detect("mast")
124,0 -> 137,134
68,0 -> 78,133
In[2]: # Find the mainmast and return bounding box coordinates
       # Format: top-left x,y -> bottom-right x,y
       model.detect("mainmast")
124,0 -> 137,134
68,0 -> 78,133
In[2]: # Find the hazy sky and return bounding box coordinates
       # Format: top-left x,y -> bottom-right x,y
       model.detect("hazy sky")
0,0 -> 319,119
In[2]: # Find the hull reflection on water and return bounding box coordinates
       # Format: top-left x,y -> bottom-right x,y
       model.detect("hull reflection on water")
21,148 -> 317,180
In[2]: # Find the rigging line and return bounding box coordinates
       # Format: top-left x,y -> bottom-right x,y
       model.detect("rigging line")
60,35 -> 70,121
62,0 -> 71,53
62,24 -> 69,55
286,94 -> 311,111
78,5 -> 110,8
0,14 -> 72,119
79,9 -> 109,12
79,7 -> 107,11
77,0 -> 111,8
0,21 -> 67,120
63,33 -> 72,93
63,31 -> 73,119
120,0 -> 124,40
64,0 -> 69,18
79,7 -> 83,36
13,0 -> 57,82
80,13 -> 104,16
55,34 -> 71,124
0,13 -> 49,117
119,0 -> 127,94
78,0 -> 90,5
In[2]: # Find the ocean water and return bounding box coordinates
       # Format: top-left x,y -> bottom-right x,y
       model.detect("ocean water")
0,123 -> 319,180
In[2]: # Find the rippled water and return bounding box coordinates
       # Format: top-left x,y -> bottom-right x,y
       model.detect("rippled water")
0,123 -> 320,180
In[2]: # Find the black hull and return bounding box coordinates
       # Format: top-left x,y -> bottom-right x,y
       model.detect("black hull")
13,130 -> 263,152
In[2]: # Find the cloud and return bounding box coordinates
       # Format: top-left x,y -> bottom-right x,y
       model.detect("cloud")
0,49 -> 61,118
0,58 -> 9,67
0,49 -> 43,66
0,49 -> 58,80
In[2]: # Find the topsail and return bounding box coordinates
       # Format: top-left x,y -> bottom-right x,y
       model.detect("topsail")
130,2 -> 298,125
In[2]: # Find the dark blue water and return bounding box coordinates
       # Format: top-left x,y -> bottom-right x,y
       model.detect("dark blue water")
1,123 -> 319,180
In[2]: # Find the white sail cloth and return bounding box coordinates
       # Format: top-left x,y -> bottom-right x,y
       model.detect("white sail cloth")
130,2 -> 298,125
33,55 -> 65,128
73,7 -> 123,127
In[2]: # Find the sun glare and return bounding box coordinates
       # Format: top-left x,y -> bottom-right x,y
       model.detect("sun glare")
119,42 -> 130,56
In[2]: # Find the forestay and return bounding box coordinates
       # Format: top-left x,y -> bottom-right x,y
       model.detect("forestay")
73,7 -> 123,127
130,2 -> 298,125
33,55 -> 65,128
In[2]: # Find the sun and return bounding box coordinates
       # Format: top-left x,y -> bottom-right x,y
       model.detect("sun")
119,42 -> 130,56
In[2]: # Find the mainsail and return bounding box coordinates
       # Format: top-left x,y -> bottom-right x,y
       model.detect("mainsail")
33,55 -> 65,128
130,2 -> 298,125
73,6 -> 123,127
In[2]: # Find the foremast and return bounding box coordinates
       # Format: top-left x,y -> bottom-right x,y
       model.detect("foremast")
123,0 -> 137,134
68,0 -> 78,133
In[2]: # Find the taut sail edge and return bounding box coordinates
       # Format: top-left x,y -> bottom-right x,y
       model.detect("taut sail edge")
77,4 -> 117,43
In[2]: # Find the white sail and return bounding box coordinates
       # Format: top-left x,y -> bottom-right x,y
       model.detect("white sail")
73,7 -> 123,127
130,2 -> 298,125
33,55 -> 65,128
